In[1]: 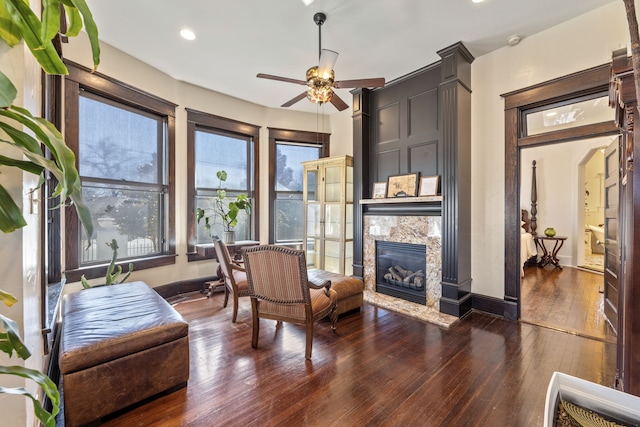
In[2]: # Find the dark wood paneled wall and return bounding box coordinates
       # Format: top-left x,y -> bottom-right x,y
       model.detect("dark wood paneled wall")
352,42 -> 474,318
369,64 -> 441,182
437,43 -> 474,317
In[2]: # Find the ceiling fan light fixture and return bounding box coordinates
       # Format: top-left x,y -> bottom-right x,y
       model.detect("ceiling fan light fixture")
306,66 -> 334,104
318,49 -> 339,78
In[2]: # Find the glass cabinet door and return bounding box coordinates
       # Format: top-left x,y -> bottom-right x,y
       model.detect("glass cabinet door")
302,156 -> 353,274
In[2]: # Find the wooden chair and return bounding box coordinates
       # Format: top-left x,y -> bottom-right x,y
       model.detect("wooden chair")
242,245 -> 338,360
212,235 -> 250,322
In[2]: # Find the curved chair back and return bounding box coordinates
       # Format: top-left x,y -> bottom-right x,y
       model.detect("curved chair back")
213,236 -> 234,284
243,245 -> 337,359
212,235 -> 250,322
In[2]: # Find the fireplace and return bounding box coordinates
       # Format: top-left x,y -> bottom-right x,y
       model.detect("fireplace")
362,214 -> 442,313
376,241 -> 427,305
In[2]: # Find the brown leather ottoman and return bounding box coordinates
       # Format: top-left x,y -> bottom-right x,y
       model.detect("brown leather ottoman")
60,282 -> 189,427
307,269 -> 364,315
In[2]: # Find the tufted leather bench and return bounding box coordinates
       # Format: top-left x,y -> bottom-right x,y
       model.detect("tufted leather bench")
59,282 -> 189,427
307,269 -> 364,316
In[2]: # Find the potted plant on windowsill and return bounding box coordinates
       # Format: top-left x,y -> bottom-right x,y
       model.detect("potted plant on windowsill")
196,170 -> 251,244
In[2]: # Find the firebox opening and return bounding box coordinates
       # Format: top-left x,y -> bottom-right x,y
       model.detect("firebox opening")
376,241 -> 427,305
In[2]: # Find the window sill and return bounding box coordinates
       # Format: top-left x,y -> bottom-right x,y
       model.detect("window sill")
65,254 -> 177,282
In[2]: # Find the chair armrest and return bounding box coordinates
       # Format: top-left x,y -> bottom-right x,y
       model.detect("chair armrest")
308,278 -> 331,292
229,262 -> 246,273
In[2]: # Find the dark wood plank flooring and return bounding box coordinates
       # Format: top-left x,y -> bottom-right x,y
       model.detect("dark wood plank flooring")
521,265 -> 617,344
99,292 -> 616,426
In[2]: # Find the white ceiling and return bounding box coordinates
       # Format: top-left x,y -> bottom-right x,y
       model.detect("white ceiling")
84,0 -> 616,114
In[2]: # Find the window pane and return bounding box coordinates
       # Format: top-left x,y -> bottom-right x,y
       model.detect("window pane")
80,186 -> 162,264
196,130 -> 248,190
274,144 -> 320,243
276,145 -> 319,191
275,197 -> 303,242
525,95 -> 613,136
195,195 -> 251,244
79,94 -> 161,183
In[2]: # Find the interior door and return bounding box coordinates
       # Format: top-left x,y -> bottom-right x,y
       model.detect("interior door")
603,138 -> 620,332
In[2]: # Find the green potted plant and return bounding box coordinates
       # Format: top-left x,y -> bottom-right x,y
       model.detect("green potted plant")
196,170 -> 251,243
80,239 -> 133,289
0,1 -> 100,425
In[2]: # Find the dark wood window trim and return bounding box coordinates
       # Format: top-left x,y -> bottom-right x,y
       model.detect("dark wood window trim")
267,128 -> 330,244
501,62 -> 616,320
63,61 -> 177,282
186,108 -> 260,262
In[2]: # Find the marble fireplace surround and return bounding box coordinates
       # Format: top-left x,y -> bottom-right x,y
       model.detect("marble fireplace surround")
363,214 -> 458,327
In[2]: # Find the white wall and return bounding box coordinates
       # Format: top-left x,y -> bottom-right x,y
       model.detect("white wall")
471,1 -> 629,298
62,34 -> 353,291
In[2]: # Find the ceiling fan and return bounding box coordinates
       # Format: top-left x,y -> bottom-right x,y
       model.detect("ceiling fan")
257,12 -> 385,111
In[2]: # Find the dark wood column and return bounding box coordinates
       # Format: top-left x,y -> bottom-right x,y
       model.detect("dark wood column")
351,88 -> 371,279
437,43 -> 474,317
610,48 -> 640,396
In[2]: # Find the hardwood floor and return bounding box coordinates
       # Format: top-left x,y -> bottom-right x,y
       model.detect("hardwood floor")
521,265 -> 617,344
93,290 -> 617,427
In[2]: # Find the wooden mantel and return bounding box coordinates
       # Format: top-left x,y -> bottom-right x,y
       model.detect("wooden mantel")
360,196 -> 443,216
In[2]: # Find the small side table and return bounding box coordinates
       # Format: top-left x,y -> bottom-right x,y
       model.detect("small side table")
196,240 -> 259,295
535,236 -> 567,270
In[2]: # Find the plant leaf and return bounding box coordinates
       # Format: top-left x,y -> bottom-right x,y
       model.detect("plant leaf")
0,120 -> 46,154
0,314 -> 31,359
41,0 -> 61,43
0,71 -> 17,107
4,0 -> 67,74
62,4 -> 81,37
0,365 -> 60,427
0,289 -> 18,307
66,0 -> 100,70
0,0 -> 22,47
0,107 -> 94,238
0,184 -> 27,233
0,153 -> 44,175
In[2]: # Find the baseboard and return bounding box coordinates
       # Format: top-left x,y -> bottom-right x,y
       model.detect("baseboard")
439,293 -> 472,317
154,276 -> 217,299
471,293 -> 506,317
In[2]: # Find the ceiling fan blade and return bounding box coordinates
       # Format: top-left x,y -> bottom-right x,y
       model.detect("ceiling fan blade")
318,49 -> 339,78
281,92 -> 308,108
257,73 -> 306,85
329,91 -> 349,111
334,77 -> 385,89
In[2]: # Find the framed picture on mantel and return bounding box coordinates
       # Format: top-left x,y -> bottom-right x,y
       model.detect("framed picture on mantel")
418,175 -> 439,196
372,182 -> 387,199
386,173 -> 419,198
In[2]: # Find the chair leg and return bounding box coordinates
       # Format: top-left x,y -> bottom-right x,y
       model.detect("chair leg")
330,306 -> 338,331
232,294 -> 239,323
305,322 -> 313,360
223,286 -> 230,308
251,299 -> 259,349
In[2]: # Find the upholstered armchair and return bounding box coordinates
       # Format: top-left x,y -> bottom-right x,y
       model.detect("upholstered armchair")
212,235 -> 251,322
242,245 -> 338,360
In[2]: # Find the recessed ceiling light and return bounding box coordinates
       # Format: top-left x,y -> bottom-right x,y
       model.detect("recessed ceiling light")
180,29 -> 196,41
472,0 -> 485,3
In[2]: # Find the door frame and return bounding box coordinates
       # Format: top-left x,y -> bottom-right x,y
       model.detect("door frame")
501,63 -> 618,320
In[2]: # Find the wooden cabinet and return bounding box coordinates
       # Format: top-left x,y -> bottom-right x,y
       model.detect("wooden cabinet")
302,155 -> 353,275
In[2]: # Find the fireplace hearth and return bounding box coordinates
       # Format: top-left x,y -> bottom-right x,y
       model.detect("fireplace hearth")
376,241 -> 427,305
